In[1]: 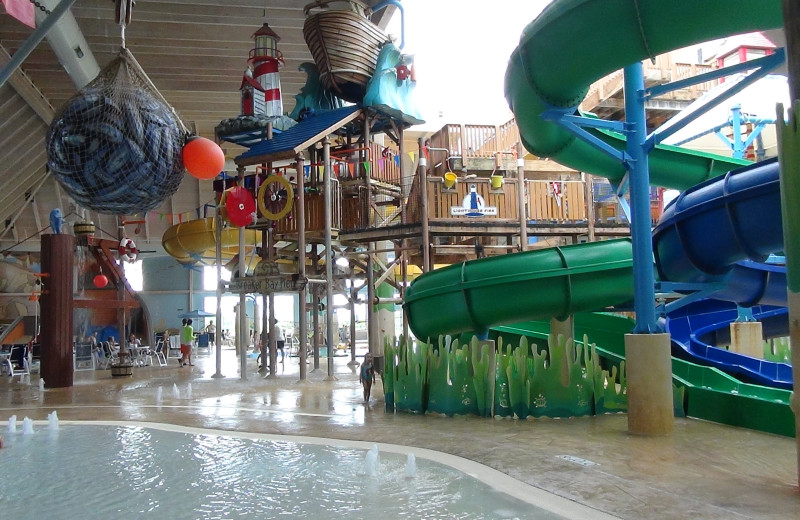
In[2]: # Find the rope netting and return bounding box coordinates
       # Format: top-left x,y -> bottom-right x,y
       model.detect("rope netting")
46,47 -> 187,215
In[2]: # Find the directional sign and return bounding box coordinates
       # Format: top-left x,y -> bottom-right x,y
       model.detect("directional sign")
228,275 -> 308,294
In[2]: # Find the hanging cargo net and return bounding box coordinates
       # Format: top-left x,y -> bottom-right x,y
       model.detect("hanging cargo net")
46,47 -> 187,215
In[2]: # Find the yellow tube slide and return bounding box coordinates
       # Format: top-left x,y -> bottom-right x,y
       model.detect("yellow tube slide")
162,217 -> 261,266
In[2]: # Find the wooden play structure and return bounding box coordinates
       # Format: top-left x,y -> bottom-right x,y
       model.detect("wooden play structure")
200,8 -> 713,379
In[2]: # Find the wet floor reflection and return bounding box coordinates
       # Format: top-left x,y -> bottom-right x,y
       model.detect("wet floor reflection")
2,347 -> 798,520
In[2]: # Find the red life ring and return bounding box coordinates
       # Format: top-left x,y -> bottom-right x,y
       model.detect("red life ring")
118,237 -> 139,263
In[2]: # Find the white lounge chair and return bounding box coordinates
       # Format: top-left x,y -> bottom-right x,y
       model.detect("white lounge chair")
152,339 -> 167,367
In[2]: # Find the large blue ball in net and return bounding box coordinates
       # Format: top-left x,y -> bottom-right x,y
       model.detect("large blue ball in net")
46,86 -> 186,215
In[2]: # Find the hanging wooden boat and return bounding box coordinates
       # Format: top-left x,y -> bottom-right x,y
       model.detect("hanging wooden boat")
303,0 -> 391,103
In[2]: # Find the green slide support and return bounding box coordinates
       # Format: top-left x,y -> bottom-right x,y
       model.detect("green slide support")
505,0 -> 782,190
403,239 -> 634,341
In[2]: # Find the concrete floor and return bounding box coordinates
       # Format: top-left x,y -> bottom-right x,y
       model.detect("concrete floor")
1,348 -> 799,520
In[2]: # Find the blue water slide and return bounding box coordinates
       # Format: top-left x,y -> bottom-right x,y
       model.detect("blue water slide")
653,157 -> 793,388
653,158 -> 782,285
666,299 -> 792,389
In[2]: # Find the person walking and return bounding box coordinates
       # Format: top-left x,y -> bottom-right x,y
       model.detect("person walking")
179,319 -> 195,366
205,320 -> 216,347
359,353 -> 375,403
274,320 -> 285,362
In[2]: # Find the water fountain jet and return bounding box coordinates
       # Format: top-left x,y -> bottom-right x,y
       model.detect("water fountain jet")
47,411 -> 59,430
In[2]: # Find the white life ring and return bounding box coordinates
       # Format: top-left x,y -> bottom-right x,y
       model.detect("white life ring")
118,237 -> 139,263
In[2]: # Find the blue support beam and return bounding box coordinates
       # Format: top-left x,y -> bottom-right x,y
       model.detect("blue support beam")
0,0 -> 79,89
649,50 -> 785,148
624,62 -> 658,334
608,178 -> 632,223
645,49 -> 785,99
542,109 -> 631,164
656,282 -> 726,315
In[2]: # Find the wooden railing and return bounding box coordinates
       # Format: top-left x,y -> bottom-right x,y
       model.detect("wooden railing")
426,55 -> 714,173
329,142 -> 402,186
275,180 -> 341,236
367,141 -> 401,185
338,174 -> 670,233
582,55 -> 717,111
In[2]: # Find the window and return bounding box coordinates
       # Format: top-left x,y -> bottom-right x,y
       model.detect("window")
123,261 -> 143,291
204,265 -> 231,291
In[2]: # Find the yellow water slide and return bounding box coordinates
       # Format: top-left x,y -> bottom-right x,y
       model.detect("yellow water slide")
162,217 -> 261,266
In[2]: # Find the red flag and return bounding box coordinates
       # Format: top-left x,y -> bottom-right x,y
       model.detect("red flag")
2,0 -> 36,28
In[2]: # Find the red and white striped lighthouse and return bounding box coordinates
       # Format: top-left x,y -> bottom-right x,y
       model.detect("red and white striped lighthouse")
249,23 -> 284,118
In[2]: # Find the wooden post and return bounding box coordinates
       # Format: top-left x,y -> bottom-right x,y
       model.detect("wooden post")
237,165 -> 247,380
312,247 -> 320,370
297,154 -> 308,381
419,137 -> 431,271
40,233 -> 75,388
516,142 -> 528,251
349,265 -> 358,366
584,172 -> 596,242
367,248 -> 376,361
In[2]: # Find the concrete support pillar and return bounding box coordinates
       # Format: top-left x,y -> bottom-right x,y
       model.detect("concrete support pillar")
729,321 -> 763,359
40,233 -> 75,388
373,240 -> 394,373
549,316 -> 574,344
625,333 -> 674,435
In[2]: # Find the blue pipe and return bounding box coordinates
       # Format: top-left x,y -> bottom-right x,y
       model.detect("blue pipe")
624,62 -> 658,333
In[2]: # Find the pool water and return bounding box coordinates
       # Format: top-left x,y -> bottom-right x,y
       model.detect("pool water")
0,423 -> 567,519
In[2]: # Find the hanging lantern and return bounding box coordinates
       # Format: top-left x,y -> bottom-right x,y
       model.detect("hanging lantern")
183,136 -> 225,180
93,274 -> 109,288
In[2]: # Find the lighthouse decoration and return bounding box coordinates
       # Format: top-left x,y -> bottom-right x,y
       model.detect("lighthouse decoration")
241,23 -> 284,118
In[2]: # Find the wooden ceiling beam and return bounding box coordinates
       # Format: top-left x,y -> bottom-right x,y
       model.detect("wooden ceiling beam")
0,45 -> 55,124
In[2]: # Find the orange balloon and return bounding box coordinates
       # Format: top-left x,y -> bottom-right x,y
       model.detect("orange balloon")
183,136 -> 225,180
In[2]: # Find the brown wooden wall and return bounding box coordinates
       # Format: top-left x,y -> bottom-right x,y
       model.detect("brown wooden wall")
427,177 -> 520,221
527,181 -> 587,221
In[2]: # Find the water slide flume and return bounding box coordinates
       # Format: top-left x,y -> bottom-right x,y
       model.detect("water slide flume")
162,217 -> 261,266
504,0 -> 782,190
404,239 -> 633,341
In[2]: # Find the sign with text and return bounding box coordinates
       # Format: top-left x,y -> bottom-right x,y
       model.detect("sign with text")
450,185 -> 497,217
228,275 -> 308,294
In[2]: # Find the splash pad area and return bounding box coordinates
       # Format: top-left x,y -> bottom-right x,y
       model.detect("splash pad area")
0,350 -> 797,519
0,418 -> 607,520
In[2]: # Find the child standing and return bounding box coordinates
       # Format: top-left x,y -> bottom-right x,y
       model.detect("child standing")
180,318 -> 194,366
359,353 -> 375,402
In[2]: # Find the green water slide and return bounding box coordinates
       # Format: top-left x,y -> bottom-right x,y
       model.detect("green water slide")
404,239 -> 634,341
504,0 -> 783,191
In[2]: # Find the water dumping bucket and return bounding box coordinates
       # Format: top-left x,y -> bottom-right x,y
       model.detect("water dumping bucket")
443,172 -> 457,189
490,174 -> 503,190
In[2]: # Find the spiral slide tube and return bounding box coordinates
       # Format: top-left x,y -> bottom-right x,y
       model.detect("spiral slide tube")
504,0 -> 782,191
162,217 -> 261,265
